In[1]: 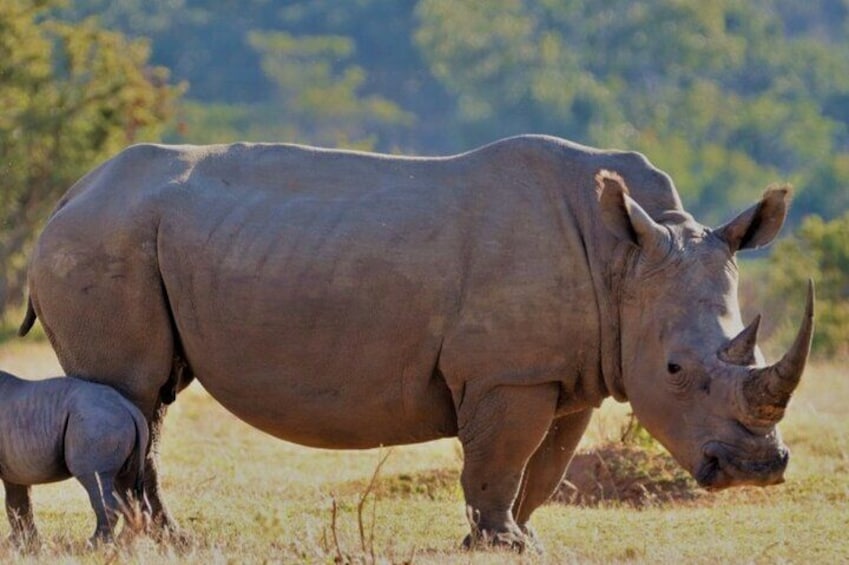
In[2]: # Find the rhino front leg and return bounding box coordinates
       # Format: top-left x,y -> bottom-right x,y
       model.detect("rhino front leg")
3,481 -> 39,551
512,408 -> 593,551
457,383 -> 559,551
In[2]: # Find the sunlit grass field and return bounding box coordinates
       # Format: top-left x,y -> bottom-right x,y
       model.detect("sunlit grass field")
0,338 -> 846,563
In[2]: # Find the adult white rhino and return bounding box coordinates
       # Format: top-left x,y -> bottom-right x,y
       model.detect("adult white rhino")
20,135 -> 813,549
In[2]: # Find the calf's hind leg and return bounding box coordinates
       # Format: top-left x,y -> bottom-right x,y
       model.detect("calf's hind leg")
76,473 -> 121,544
457,383 -> 559,551
3,481 -> 39,551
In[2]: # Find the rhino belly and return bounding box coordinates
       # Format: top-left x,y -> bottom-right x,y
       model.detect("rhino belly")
178,307 -> 459,448
157,197 -> 459,448
194,358 -> 458,449
0,430 -> 71,485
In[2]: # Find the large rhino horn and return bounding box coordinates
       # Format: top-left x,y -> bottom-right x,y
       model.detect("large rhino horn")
720,314 -> 762,365
741,280 -> 815,423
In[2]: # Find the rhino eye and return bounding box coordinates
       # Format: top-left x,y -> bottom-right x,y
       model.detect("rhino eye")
667,363 -> 682,374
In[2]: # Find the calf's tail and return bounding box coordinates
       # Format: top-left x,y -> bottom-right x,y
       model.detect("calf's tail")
128,405 -> 150,504
117,403 -> 151,532
18,297 -> 37,337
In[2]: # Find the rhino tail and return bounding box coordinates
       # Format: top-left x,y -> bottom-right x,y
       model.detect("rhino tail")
17,296 -> 37,337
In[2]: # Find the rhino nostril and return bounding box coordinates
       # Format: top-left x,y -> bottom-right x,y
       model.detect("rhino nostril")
775,448 -> 789,472
696,453 -> 721,487
703,441 -> 725,460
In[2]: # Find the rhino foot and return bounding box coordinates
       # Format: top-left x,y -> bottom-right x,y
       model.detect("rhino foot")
461,528 -> 528,553
87,532 -> 115,550
519,524 -> 545,554
149,521 -> 193,550
9,532 -> 41,555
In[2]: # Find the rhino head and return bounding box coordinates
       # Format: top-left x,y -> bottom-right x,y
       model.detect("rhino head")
597,170 -> 814,490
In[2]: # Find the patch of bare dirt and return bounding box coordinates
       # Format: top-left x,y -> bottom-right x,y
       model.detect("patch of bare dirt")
335,467 -> 461,501
556,443 -> 705,508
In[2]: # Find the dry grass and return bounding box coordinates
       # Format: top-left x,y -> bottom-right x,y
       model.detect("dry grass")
0,341 -> 846,563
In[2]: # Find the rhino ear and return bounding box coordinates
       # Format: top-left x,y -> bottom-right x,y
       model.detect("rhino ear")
596,169 -> 668,250
718,186 -> 790,253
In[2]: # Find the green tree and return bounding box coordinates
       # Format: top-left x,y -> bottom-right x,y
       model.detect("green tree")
0,0 -> 181,316
766,213 -> 849,357
273,1 -> 455,150
246,30 -> 413,149
57,0 -> 281,104
56,0 -> 849,224
415,0 -> 849,220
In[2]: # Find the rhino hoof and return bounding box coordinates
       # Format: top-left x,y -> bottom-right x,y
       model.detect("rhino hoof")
10,533 -> 41,554
87,532 -> 115,549
461,530 -> 527,553
520,525 -> 545,554
151,524 -> 193,550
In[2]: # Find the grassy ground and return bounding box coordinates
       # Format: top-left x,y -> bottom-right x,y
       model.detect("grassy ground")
0,339 -> 846,563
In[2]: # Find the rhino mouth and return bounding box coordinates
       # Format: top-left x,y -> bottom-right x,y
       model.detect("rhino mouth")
696,441 -> 789,490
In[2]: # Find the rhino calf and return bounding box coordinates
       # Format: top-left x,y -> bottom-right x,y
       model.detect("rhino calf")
0,370 -> 148,549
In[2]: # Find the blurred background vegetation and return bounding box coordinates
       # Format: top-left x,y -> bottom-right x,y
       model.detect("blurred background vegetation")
1,0 -> 847,356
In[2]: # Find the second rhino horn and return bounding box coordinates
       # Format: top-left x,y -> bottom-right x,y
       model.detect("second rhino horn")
720,315 -> 761,366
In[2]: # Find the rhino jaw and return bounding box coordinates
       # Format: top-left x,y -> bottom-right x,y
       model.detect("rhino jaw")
696,441 -> 789,490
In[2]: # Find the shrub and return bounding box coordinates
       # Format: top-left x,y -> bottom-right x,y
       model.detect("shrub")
766,213 -> 849,357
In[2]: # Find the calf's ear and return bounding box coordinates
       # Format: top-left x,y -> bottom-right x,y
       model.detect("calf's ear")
718,186 -> 790,253
596,169 -> 668,251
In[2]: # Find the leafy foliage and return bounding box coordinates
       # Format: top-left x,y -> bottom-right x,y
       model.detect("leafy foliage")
55,0 -> 849,225
0,0 -> 181,313
766,213 -> 849,356
246,30 -> 413,149
415,0 -> 849,223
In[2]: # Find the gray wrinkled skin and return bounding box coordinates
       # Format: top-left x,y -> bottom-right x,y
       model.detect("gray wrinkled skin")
20,135 -> 812,550
0,371 -> 148,549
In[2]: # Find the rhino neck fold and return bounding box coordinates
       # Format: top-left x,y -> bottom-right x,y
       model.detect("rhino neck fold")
586,240 -> 630,404
604,245 -> 631,402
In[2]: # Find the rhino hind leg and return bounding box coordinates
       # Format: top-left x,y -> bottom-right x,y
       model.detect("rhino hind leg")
139,403 -> 185,541
26,204 -> 177,415
457,383 -> 559,552
3,481 -> 39,552
512,408 -> 593,551
29,272 -> 174,418
76,472 -> 121,544
111,474 -> 147,538
28,218 -> 181,535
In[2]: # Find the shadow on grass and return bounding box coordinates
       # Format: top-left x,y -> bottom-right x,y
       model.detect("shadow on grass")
332,467 -> 461,502
335,444 -> 704,510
